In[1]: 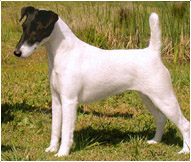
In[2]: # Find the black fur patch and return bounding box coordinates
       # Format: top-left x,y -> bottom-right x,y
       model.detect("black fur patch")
16,6 -> 58,49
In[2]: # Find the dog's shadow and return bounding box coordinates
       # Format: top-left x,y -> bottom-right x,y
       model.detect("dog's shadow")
2,101 -> 182,153
77,106 -> 133,118
72,126 -> 182,153
1,101 -> 131,124
1,100 -> 51,124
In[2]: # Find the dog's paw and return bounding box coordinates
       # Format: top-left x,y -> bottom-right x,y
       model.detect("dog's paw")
54,150 -> 69,157
147,139 -> 158,144
178,147 -> 190,154
45,145 -> 59,153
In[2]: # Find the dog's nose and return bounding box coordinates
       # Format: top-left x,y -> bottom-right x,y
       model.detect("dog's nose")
14,50 -> 22,57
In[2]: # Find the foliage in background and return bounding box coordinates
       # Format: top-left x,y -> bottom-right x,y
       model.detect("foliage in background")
1,1 -> 190,66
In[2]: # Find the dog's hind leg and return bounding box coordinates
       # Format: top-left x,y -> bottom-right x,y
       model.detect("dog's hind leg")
142,88 -> 190,153
138,92 -> 166,144
152,93 -> 189,153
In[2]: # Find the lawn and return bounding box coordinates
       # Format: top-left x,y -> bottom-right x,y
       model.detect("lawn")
1,1 -> 190,161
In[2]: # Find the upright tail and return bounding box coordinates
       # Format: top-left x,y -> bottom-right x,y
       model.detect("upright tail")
148,13 -> 161,52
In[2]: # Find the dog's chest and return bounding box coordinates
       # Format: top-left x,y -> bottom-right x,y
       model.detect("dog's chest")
50,70 -> 61,93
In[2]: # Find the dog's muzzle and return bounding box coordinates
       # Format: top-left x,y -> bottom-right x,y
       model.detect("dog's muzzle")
14,49 -> 22,57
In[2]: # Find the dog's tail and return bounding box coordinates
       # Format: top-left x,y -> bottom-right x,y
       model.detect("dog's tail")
148,13 -> 161,53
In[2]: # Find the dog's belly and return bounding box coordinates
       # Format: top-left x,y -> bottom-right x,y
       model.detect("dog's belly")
78,69 -> 136,104
78,85 -> 130,104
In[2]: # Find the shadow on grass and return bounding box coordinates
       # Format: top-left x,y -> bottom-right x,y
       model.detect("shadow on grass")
2,101 -> 183,154
1,145 -> 12,152
72,126 -> 183,153
1,145 -> 24,153
1,100 -> 51,124
2,101 -> 133,124
77,106 -> 133,118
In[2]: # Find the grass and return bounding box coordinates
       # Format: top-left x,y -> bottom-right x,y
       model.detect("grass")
1,1 -> 190,161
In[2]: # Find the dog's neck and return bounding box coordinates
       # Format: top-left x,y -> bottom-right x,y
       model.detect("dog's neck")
44,17 -> 82,64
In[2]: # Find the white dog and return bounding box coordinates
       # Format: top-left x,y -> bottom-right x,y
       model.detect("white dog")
14,6 -> 190,157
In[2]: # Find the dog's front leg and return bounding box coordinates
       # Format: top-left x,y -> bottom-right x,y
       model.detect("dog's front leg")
45,91 -> 62,153
54,95 -> 78,157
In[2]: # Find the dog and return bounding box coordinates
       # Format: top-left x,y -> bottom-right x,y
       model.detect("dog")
14,6 -> 190,157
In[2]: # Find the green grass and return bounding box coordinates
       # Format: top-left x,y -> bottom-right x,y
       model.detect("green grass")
1,1 -> 190,161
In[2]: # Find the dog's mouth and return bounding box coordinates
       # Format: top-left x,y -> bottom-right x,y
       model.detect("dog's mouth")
14,42 -> 39,58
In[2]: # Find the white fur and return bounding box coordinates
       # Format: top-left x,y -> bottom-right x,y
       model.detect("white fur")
19,42 -> 38,58
19,37 -> 50,58
23,12 -> 191,156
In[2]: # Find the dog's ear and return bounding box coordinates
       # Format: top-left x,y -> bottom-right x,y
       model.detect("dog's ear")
19,6 -> 37,22
36,10 -> 58,29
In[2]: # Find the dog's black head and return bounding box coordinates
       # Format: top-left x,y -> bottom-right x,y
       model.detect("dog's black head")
14,6 -> 58,57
